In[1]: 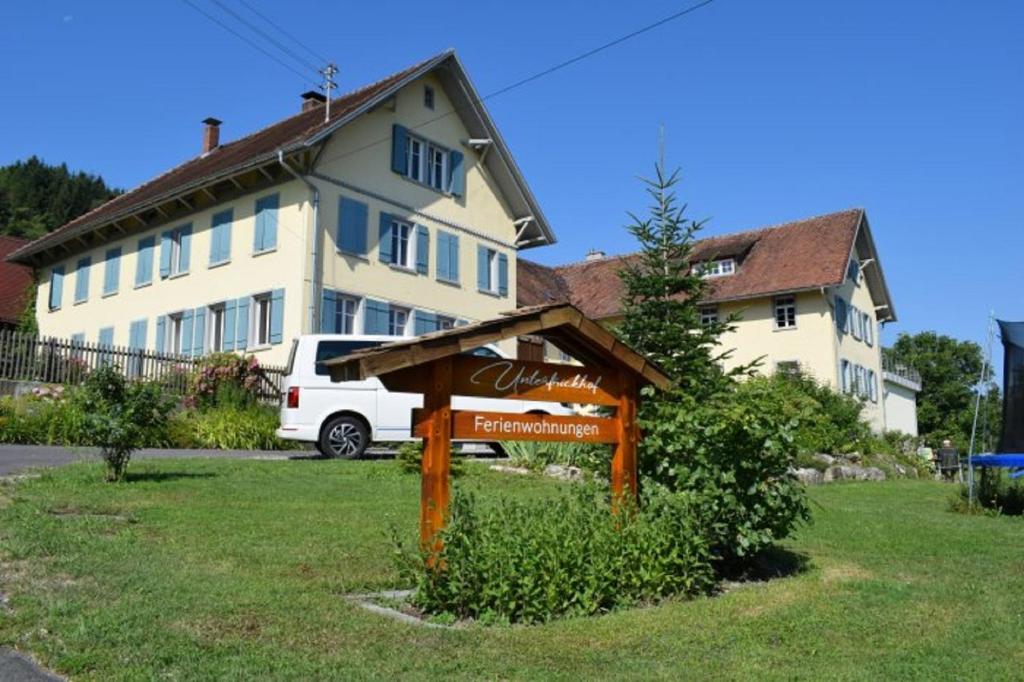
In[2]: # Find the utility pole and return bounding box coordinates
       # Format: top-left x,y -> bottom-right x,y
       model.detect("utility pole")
320,63 -> 338,122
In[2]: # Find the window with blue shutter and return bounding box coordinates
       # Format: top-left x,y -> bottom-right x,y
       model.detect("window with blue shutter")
235,296 -> 250,349
321,289 -> 337,333
193,307 -> 206,356
338,197 -> 368,256
129,319 -> 147,349
103,248 -> 121,295
136,237 -> 154,286
254,194 -> 279,253
448,150 -> 465,197
850,305 -> 862,340
363,299 -> 390,334
415,225 -> 429,274
74,257 -> 91,303
414,310 -> 438,335
160,231 -> 173,277
181,309 -> 195,356
161,224 -> 191,277
98,326 -> 114,348
49,266 -> 64,310
71,332 -> 85,345
391,125 -> 409,175
270,288 -> 285,344
840,359 -> 851,393
210,209 -> 233,265
477,245 -> 490,291
179,224 -> 192,272
156,316 -> 167,353
223,299 -> 237,351
498,253 -> 508,296
378,213 -> 394,263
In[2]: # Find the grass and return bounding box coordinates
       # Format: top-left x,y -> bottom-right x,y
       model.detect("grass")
1,459 -> 1022,680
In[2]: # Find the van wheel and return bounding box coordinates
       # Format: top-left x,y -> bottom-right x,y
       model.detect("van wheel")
318,416 -> 369,459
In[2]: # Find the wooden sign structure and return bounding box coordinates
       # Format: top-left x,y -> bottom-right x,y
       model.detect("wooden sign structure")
325,304 -> 671,548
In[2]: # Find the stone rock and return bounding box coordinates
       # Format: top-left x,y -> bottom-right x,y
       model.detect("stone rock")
794,468 -> 824,485
812,454 -> 837,466
823,465 -> 886,482
543,464 -> 584,481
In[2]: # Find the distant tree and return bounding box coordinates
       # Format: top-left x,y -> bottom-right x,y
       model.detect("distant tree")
0,156 -> 120,239
885,332 -> 999,450
617,163 -> 750,394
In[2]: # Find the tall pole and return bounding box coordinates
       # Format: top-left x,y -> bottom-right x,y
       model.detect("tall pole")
967,312 -> 996,506
320,63 -> 338,123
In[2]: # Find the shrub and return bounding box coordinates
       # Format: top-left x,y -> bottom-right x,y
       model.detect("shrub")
184,404 -> 300,451
639,384 -> 810,564
69,365 -> 175,481
957,469 -> 1024,516
398,485 -> 715,624
188,352 -> 268,408
395,441 -> 465,476
501,440 -> 609,473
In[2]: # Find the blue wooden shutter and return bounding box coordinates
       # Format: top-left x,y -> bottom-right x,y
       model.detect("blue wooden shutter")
414,310 -> 438,335
321,289 -> 337,333
363,299 -> 389,334
448,150 -> 465,197
448,233 -> 460,283
270,288 -> 285,344
49,266 -> 64,309
155,316 -> 167,353
136,237 -> 154,286
338,197 -> 368,256
181,309 -> 195,356
211,211 -> 231,264
74,257 -> 90,302
477,245 -> 489,291
160,231 -> 173,277
498,253 -> 509,296
415,225 -> 429,274
378,213 -> 394,263
71,332 -> 85,344
130,319 -> 147,349
193,307 -> 206,356
223,299 -> 237,351
436,232 -> 450,281
98,327 -> 114,347
103,248 -> 121,295
254,195 -> 278,253
235,297 -> 250,349
179,224 -> 193,272
391,125 -> 408,174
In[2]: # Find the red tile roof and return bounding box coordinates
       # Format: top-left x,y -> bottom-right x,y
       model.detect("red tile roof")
0,236 -> 33,325
518,208 -> 865,319
8,52 -> 446,263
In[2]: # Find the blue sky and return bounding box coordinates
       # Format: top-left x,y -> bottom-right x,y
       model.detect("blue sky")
1,0 -> 1021,360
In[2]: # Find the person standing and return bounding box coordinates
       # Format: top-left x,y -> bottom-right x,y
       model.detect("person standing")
935,439 -> 960,482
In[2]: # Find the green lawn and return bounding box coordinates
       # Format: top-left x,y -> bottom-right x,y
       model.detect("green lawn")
1,459 -> 1022,680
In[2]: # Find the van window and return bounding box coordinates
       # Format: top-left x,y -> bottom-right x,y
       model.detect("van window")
314,340 -> 384,376
285,339 -> 298,376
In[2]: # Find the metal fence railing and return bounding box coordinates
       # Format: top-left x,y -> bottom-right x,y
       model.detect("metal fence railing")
882,355 -> 923,386
0,329 -> 285,402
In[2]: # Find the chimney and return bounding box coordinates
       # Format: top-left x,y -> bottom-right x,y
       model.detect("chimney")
301,91 -> 327,112
585,249 -> 606,261
202,118 -> 222,154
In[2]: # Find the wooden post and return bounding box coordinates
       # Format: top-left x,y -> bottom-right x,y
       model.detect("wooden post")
611,371 -> 638,510
420,356 -> 453,550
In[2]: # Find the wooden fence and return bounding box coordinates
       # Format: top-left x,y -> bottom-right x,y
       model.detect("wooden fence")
0,329 -> 285,402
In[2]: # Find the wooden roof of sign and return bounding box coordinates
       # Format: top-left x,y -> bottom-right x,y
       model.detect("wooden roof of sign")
324,303 -> 672,389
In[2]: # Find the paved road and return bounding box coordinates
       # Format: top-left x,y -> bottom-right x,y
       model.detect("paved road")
0,445 -> 295,477
0,649 -> 62,682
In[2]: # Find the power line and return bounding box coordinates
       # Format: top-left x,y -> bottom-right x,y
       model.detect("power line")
179,0 -> 319,86
315,0 -> 719,167
233,0 -> 330,66
206,0 -> 323,75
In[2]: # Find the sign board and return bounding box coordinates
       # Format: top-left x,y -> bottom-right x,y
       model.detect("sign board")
414,409 -> 618,444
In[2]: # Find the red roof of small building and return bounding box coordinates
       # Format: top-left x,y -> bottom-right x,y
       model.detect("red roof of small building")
0,236 -> 33,325
518,208 -> 867,319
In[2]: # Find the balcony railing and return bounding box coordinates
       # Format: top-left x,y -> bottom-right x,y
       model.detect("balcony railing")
882,356 -> 922,386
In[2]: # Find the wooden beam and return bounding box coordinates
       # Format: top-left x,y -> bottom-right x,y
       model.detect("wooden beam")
414,409 -> 618,444
420,357 -> 453,552
201,187 -> 217,202
611,371 -> 638,509
229,176 -> 245,190
177,197 -> 193,211
258,166 -> 275,181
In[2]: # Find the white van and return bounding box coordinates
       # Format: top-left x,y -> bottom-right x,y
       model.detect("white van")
276,334 -> 573,458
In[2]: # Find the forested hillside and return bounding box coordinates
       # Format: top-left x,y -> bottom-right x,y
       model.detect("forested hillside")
0,156 -> 121,239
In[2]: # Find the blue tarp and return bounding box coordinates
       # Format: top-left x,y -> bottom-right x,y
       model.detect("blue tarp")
971,454 -> 1024,479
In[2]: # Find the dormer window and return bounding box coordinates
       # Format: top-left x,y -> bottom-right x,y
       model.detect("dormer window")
698,258 -> 736,278
424,85 -> 435,110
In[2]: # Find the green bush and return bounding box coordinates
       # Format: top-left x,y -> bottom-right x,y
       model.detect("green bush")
958,469 -> 1024,516
71,365 -> 175,481
639,384 -> 810,564
501,440 -> 609,473
398,485 -> 715,624
395,441 -> 465,476
188,352 -> 269,409
182,404 -> 300,451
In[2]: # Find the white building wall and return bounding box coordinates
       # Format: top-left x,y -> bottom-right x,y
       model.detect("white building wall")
883,377 -> 920,436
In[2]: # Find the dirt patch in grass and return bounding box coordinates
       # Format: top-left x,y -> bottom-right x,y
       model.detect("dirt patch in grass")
822,562 -> 875,584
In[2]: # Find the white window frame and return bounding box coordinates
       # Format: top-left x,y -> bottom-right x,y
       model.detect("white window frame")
390,219 -> 415,269
251,293 -> 273,347
169,226 -> 188,276
863,313 -> 874,346
405,133 -> 450,193
773,295 -> 797,330
406,137 -> 424,182
427,144 -> 448,192
337,295 -> 362,335
207,303 -> 226,353
482,248 -> 500,293
167,312 -> 185,355
776,360 -> 800,377
850,305 -> 862,340
699,306 -> 719,326
388,305 -> 410,337
698,258 -> 736,278
437,315 -> 456,331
